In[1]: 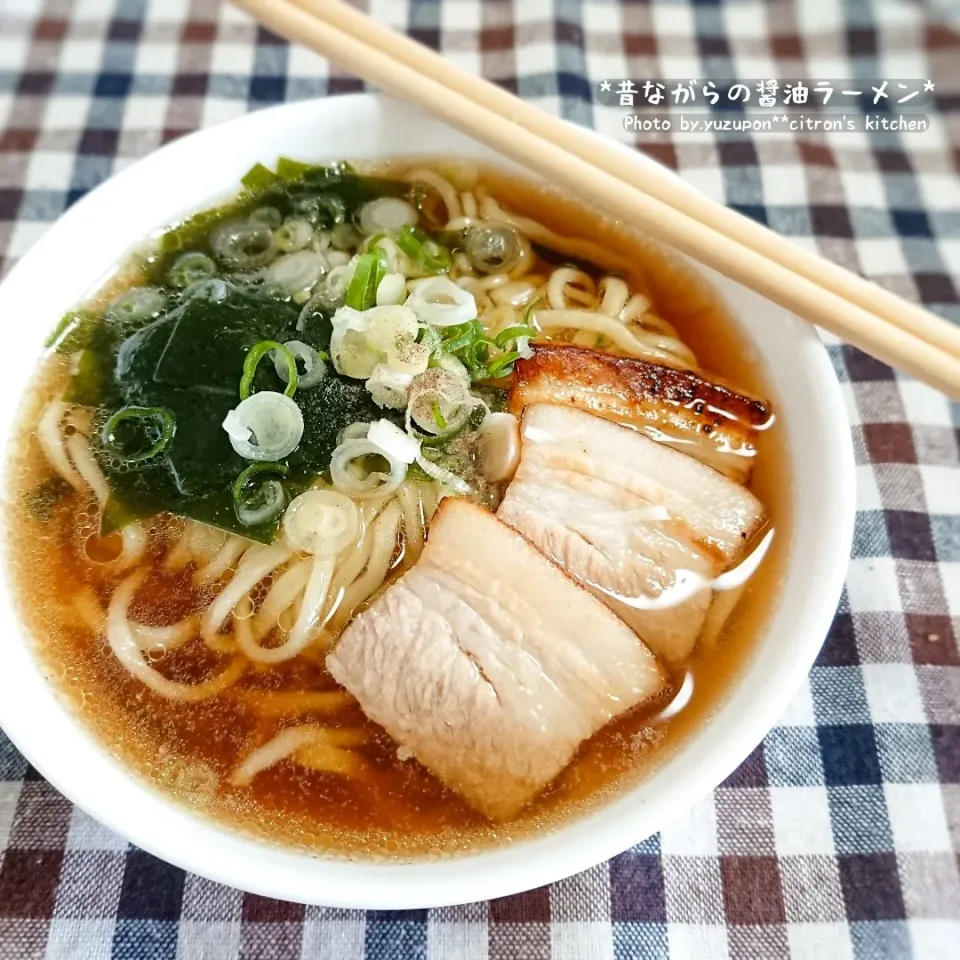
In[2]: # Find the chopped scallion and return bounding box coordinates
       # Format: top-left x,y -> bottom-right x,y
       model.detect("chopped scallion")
523,296 -> 544,326
397,225 -> 452,274
486,350 -> 522,379
344,250 -> 388,311
435,319 -> 500,381
411,403 -> 482,448
418,325 -> 443,358
240,340 -> 298,400
494,324 -> 534,349
167,251 -> 216,289
102,406 -> 176,463
439,320 -> 478,354
232,461 -> 288,526
431,401 -> 447,431
464,326 -> 495,376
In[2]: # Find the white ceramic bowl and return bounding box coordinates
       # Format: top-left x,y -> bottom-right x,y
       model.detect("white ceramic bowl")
0,94 -> 854,909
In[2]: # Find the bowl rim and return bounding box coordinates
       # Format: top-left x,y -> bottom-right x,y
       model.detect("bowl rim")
0,92 -> 856,908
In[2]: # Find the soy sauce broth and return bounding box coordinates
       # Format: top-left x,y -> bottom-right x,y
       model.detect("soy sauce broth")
5,160 -> 790,858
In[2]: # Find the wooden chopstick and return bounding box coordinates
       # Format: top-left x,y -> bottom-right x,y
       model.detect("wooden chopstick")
301,0 -> 960,362
232,0 -> 960,399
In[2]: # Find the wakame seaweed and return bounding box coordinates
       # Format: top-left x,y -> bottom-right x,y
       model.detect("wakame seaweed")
62,160 -> 407,543
147,161 -> 407,283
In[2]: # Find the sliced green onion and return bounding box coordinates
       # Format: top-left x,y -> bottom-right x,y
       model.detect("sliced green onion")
345,255 -> 374,310
464,324 -> 496,375
418,325 -> 443,358
331,221 -> 359,249
436,320 -> 498,381
161,202 -> 237,255
523,296 -> 544,326
397,225 -> 451,274
411,404 -> 479,448
233,462 -> 288,504
467,340 -> 494,376
431,401 -> 447,431
364,231 -> 389,251
494,325 -> 534,349
232,461 -> 288,527
273,339 -> 326,389
439,320 -> 479,354
241,162 -> 279,192
210,220 -> 275,269
359,198 -> 417,235
432,353 -> 471,383
182,277 -> 229,303
486,351 -> 522,378
107,287 -> 167,324
240,340 -> 298,400
344,250 -> 388,311
102,406 -> 176,463
224,393 -> 303,461
274,218 -> 314,252
441,332 -> 477,355
167,251 -> 216,289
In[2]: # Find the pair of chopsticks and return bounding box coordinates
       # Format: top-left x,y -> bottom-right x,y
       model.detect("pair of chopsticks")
233,0 -> 960,399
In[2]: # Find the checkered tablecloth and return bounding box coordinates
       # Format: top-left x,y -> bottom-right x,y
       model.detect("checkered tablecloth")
1,0 -> 959,957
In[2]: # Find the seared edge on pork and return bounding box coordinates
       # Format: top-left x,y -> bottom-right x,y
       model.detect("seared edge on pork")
510,343 -> 772,484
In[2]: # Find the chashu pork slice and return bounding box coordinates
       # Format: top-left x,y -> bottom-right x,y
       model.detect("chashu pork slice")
497,403 -> 766,666
510,343 -> 773,484
326,499 -> 666,821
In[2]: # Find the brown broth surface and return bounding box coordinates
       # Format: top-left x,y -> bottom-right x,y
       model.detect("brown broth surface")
5,161 -> 790,859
